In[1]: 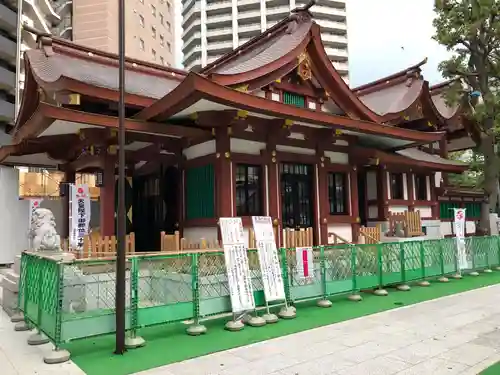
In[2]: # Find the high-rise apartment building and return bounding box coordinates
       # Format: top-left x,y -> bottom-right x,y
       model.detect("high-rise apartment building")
0,0 -> 175,129
0,0 -> 71,127
72,0 -> 175,67
181,0 -> 349,82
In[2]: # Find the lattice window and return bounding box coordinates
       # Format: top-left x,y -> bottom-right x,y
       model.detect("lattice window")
235,164 -> 263,216
439,201 -> 460,219
283,91 -> 306,108
185,164 -> 215,220
465,202 -> 481,219
328,172 -> 348,215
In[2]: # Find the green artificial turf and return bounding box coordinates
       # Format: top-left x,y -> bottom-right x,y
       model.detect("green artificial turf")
67,272 -> 500,375
480,361 -> 500,375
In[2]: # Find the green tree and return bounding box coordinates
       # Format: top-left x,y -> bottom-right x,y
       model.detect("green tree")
433,0 -> 500,233
448,150 -> 484,187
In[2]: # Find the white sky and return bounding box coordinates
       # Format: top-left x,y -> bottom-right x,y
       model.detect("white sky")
174,0 -> 452,87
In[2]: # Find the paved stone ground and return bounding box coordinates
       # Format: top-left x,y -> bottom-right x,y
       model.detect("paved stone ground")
1,284 -> 500,375
136,285 -> 500,375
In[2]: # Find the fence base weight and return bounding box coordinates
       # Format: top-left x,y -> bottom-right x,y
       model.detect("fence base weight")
186,323 -> 207,336
317,299 -> 333,308
247,316 -> 266,327
469,271 -> 480,276
396,284 -> 411,291
348,294 -> 363,302
262,313 -> 279,324
43,349 -> 70,364
438,276 -> 449,282
278,306 -> 296,319
484,269 -> 493,273
10,312 -> 23,323
14,321 -> 30,332
225,320 -> 244,331
417,280 -> 431,287
452,274 -> 463,279
495,266 -> 500,271
27,332 -> 49,346
125,336 -> 146,349
374,288 -> 388,296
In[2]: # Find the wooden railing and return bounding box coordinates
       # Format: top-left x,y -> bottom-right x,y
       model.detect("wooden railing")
282,227 -> 314,248
359,226 -> 381,244
64,226 -> 315,259
62,233 -> 136,258
328,232 -> 351,245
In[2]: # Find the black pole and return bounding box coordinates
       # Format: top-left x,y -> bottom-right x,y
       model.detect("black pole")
115,0 -> 126,355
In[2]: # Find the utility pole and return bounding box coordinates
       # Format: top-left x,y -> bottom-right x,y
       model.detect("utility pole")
115,0 -> 126,355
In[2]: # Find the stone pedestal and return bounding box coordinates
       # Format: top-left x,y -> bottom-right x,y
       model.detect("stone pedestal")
0,255 -> 21,318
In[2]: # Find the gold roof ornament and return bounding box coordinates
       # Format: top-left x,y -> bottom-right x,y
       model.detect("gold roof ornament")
297,52 -> 312,81
234,84 -> 249,93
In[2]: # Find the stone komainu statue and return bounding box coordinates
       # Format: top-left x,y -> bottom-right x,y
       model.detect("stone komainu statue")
29,208 -> 61,252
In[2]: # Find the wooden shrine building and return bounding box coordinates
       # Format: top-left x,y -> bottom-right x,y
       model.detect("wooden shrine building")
0,3 -> 476,250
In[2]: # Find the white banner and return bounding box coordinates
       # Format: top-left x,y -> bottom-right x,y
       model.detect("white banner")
70,184 -> 91,250
219,217 -> 255,313
28,198 -> 43,250
251,216 -> 285,302
295,246 -> 314,279
29,198 -> 43,229
453,208 -> 468,270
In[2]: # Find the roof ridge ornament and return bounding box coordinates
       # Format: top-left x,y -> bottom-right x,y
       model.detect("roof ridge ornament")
291,0 -> 317,13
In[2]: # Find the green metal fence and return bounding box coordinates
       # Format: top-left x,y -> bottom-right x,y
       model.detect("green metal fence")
18,236 -> 500,348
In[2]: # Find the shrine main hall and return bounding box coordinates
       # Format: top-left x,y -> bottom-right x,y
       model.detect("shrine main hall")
0,3 -> 477,251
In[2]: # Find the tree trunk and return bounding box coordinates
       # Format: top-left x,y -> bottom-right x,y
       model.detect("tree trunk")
479,132 -> 498,235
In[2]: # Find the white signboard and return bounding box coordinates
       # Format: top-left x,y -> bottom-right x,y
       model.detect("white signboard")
295,246 -> 314,279
251,216 -> 285,302
453,208 -> 468,270
70,184 -> 91,250
219,217 -> 255,313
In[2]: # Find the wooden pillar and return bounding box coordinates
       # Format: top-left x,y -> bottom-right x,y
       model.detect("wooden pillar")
316,155 -> 329,245
100,156 -> 116,236
177,155 -> 185,237
215,126 -> 232,218
430,175 -> 439,219
265,136 -> 281,246
377,166 -> 389,220
61,169 -> 75,239
350,166 -> 360,243
439,137 -> 449,186
407,171 -> 415,212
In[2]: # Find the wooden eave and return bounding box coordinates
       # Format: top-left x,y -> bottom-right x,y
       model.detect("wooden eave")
436,186 -> 485,198
134,73 -> 445,145
352,147 -> 468,174
12,102 -> 210,144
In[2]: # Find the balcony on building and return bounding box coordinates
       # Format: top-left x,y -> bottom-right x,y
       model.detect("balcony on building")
206,27 -> 232,43
182,19 -> 201,40
237,0 -> 260,13
265,6 -> 290,22
0,32 -> 16,64
206,13 -> 232,29
237,23 -> 261,39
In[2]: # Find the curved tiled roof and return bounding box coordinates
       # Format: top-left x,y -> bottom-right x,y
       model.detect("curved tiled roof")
26,49 -> 180,100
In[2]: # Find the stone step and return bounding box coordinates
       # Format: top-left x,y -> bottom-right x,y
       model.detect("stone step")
13,255 -> 22,275
1,288 -> 18,311
3,270 -> 19,285
0,276 -> 18,293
